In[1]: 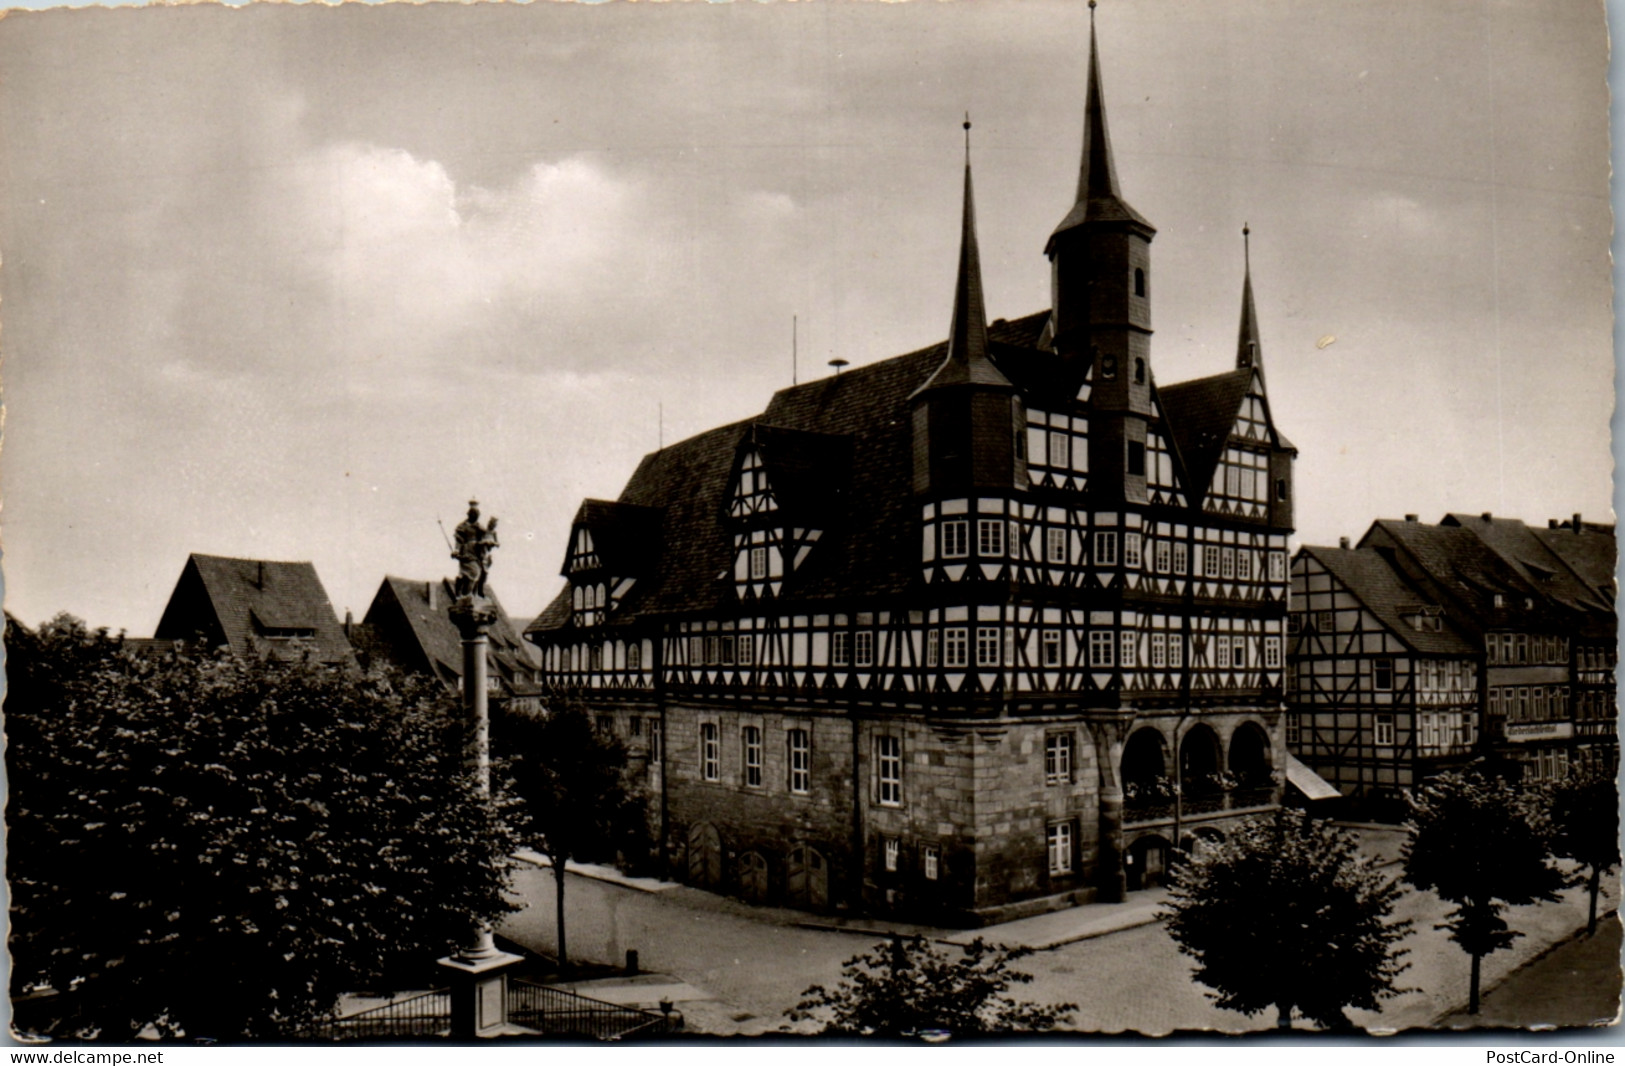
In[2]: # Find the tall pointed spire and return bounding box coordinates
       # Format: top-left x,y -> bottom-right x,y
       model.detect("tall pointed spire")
1048,1 -> 1151,249
915,116 -> 1009,394
1237,223 -> 1262,370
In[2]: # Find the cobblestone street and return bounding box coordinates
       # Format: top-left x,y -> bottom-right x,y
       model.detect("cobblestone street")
497,848 -> 1619,1036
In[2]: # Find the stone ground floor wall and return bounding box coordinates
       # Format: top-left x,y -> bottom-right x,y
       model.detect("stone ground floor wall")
564,692 -> 1284,924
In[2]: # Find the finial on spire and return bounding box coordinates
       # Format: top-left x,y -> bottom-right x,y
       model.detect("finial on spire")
964,113 -> 972,159
1243,222 -> 1251,273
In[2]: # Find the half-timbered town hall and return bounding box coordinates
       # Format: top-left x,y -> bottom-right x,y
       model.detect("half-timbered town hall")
527,12 -> 1297,924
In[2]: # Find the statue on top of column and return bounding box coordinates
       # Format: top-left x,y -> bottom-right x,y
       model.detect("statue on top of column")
452,500 -> 500,600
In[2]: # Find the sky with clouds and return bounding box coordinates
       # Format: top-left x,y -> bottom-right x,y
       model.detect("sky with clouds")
0,0 -> 1613,634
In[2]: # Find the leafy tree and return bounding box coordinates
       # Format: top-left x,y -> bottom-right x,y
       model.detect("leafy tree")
1542,766 -> 1620,937
1163,810 -> 1411,1030
1402,768 -> 1567,1015
495,703 -> 645,974
784,934 -> 1074,1037
6,614 -> 522,1041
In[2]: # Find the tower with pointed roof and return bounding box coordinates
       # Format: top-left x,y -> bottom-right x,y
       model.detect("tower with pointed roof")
525,6 -> 1301,921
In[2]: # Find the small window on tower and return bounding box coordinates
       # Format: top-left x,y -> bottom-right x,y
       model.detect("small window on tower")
1134,358 -> 1145,385
1101,354 -> 1118,380
1127,442 -> 1146,476
1134,267 -> 1146,297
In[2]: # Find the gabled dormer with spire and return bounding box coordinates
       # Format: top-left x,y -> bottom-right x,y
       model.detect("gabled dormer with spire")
911,120 -> 1023,501
1158,226 -> 1296,527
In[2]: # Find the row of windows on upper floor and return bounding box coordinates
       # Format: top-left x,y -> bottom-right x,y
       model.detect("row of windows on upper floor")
548,634 -> 1283,683
1489,684 -> 1573,724
1288,709 -> 1478,752
1486,633 -> 1572,666
1020,418 -> 1200,498
1291,656 -> 1477,694
926,518 -> 1287,582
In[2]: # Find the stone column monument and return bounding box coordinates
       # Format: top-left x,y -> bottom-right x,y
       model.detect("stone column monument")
438,500 -> 523,1037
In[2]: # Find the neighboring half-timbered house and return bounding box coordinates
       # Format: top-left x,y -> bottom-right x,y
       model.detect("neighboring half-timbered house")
1287,541 -> 1481,815
526,12 -> 1297,923
1289,515 -> 1616,814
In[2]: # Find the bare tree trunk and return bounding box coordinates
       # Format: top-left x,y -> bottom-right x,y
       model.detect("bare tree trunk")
1468,952 -> 1482,1015
1588,865 -> 1601,937
1276,1002 -> 1291,1029
554,855 -> 570,975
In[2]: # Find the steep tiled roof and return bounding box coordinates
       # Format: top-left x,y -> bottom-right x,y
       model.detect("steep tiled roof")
1301,545 -> 1477,655
362,576 -> 537,692
1533,524 -> 1617,604
1358,520 -> 1569,633
154,553 -> 354,666
1443,513 -> 1612,614
1156,367 -> 1252,501
527,305 -> 1287,639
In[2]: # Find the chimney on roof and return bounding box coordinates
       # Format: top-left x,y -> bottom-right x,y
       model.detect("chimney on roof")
1550,519 -> 1561,529
427,581 -> 437,611
1405,514 -> 1418,522
1481,512 -> 1492,522
256,560 -> 265,589
1573,513 -> 1582,532
1339,536 -> 1350,550
343,609 -> 353,638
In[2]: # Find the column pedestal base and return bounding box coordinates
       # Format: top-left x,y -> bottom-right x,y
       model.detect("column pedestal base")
437,949 -> 524,1038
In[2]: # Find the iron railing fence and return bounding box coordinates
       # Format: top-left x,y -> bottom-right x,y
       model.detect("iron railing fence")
506,977 -> 674,1040
302,979 -> 674,1041
304,988 -> 452,1041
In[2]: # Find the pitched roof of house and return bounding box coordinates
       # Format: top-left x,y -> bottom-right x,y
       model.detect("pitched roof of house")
1358,520 -> 1574,634
361,576 -> 537,691
1442,513 -> 1613,614
154,553 -> 355,665
1300,544 -> 1477,655
1532,523 -> 1616,604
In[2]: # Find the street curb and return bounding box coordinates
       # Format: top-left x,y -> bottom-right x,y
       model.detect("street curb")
790,909 -> 1166,951
513,850 -> 678,894
1421,907 -> 1620,1029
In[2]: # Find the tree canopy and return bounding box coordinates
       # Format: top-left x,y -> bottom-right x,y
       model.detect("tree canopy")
6,614 -> 521,1041
1163,810 -> 1411,1029
1541,766 -> 1619,937
496,702 -> 646,972
785,935 -> 1074,1037
1402,768 -> 1567,1014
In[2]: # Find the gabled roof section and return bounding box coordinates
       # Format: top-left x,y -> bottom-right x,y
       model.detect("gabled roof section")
362,576 -> 536,689
739,423 -> 852,517
1301,544 -> 1477,656
568,499 -> 663,575
1442,513 -> 1614,613
154,553 -> 354,666
1156,367 -> 1252,500
1047,5 -> 1153,250
1533,523 -> 1617,604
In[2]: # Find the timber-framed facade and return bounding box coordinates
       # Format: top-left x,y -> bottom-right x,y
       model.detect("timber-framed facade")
526,13 -> 1298,923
